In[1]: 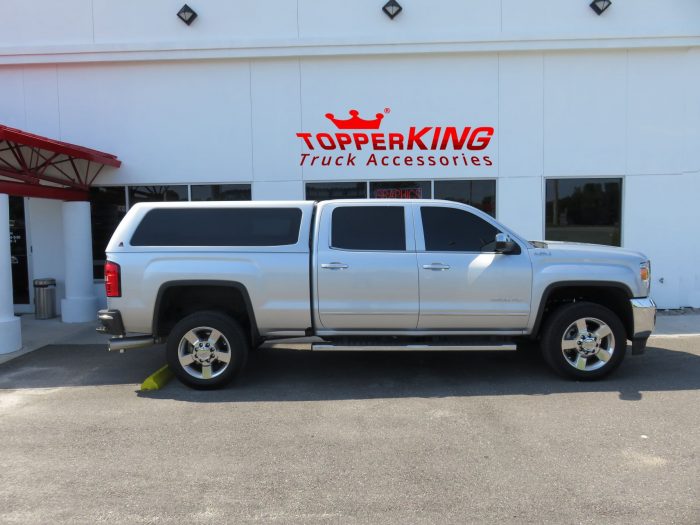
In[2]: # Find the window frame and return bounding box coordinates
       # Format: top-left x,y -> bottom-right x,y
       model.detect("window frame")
412,201 -> 523,254
543,176 -> 624,247
129,207 -> 304,248
323,202 -> 415,253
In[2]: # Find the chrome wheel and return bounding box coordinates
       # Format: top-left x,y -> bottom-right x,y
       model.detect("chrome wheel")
561,317 -> 615,372
177,326 -> 232,380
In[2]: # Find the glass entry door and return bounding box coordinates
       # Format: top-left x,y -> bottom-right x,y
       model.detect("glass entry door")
9,196 -> 30,305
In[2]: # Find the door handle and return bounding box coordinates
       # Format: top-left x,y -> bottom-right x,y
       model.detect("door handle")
321,262 -> 349,270
422,263 -> 450,271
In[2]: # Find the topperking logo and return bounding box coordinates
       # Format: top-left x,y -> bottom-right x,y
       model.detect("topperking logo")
296,108 -> 494,168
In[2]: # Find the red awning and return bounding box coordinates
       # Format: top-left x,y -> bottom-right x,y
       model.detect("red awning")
0,124 -> 121,201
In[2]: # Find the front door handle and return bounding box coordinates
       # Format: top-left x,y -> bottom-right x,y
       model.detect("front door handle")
422,263 -> 450,271
321,262 -> 349,270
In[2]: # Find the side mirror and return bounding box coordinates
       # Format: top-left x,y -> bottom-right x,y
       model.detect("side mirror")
495,233 -> 516,254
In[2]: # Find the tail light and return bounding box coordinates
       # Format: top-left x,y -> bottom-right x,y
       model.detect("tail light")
104,261 -> 121,298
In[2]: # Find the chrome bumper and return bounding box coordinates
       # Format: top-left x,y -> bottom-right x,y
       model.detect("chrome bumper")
630,297 -> 656,354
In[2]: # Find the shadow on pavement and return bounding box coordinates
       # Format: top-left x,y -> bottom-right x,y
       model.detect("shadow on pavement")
0,344 -> 165,389
1,343 -> 698,402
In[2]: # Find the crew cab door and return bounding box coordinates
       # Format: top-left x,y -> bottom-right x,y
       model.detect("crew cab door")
413,202 -> 532,330
315,202 -> 419,330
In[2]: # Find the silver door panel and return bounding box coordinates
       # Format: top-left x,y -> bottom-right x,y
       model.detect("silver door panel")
315,202 -> 419,330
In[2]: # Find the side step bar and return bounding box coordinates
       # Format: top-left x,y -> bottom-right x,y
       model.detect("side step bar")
108,336 -> 155,353
311,343 -> 517,352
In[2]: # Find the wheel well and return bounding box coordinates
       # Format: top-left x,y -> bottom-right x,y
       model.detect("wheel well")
153,283 -> 258,344
534,285 -> 633,341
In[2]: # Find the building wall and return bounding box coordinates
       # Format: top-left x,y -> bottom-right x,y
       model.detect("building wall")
1,1 -> 699,309
3,0 -> 699,50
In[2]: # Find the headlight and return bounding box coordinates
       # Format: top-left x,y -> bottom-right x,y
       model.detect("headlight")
640,261 -> 651,292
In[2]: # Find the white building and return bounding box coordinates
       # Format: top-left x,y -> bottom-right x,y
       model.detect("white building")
1,0 -> 699,352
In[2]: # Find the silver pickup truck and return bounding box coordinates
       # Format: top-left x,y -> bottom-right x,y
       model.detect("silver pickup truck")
98,199 -> 656,388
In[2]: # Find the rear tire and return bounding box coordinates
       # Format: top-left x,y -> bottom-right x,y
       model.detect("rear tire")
166,311 -> 249,389
540,302 -> 626,380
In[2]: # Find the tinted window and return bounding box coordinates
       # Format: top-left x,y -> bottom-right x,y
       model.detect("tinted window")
370,180 -> 431,199
421,206 -> 499,252
9,196 -> 29,304
90,187 -> 127,278
545,178 -> 621,246
434,180 -> 496,217
306,182 -> 367,201
332,206 -> 405,251
191,184 -> 251,201
131,208 -> 302,246
129,185 -> 188,205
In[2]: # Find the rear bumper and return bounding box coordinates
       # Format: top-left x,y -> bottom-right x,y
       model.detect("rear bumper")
98,309 -> 156,352
97,309 -> 125,336
630,297 -> 656,355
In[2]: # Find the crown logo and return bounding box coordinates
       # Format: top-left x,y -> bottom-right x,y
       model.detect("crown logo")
325,109 -> 384,130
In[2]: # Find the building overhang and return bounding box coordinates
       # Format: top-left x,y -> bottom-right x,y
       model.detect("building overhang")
0,124 -> 121,201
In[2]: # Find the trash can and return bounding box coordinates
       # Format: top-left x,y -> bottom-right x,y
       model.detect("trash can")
34,278 -> 57,320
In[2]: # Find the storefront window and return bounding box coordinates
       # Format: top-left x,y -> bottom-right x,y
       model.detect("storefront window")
90,187 -> 127,279
128,185 -> 188,205
434,180 -> 496,217
370,181 -> 431,199
305,182 -> 367,201
9,196 -> 30,303
545,178 -> 622,246
191,184 -> 251,201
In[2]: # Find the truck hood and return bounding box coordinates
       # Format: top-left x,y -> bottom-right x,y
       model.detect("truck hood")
528,240 -> 647,262
527,241 -> 650,298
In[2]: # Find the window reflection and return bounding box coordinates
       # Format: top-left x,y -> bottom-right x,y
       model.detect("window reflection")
191,184 -> 251,201
545,178 -> 622,246
305,182 -> 367,201
370,181 -> 431,199
128,185 -> 188,204
434,180 -> 496,217
90,187 -> 127,279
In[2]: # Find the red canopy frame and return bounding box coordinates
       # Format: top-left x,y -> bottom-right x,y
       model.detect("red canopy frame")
0,124 -> 121,201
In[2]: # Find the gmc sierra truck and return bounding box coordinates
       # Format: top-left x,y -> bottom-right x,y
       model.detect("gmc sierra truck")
98,199 -> 656,389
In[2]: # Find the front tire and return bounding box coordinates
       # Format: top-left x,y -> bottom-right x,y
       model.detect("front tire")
166,311 -> 249,389
540,302 -> 626,380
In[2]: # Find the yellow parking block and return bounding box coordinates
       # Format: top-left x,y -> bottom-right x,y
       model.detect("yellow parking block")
141,365 -> 174,391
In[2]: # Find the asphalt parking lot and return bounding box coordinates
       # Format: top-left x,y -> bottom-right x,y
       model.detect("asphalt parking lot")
1,337 -> 698,524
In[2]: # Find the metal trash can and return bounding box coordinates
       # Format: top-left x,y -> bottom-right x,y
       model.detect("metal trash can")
34,278 -> 57,320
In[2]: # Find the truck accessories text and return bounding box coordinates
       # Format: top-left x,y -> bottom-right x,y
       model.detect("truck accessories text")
296,109 -> 494,168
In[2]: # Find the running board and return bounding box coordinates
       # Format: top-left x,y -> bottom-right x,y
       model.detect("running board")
311,343 -> 517,352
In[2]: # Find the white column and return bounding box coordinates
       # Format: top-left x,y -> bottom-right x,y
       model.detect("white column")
61,201 -> 97,323
0,194 -> 22,354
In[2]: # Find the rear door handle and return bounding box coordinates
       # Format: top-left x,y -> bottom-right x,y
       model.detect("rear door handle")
422,263 -> 450,271
321,262 -> 349,270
